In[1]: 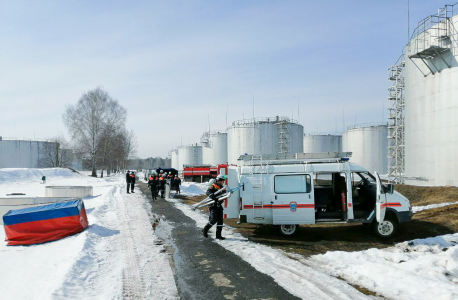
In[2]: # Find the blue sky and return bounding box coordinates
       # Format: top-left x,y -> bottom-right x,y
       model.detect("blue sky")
0,0 -> 451,158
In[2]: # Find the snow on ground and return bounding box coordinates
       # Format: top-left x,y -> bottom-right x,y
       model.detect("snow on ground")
0,168 -> 177,300
307,235 -> 458,300
179,181 -> 207,196
412,201 -> 458,213
166,194 -> 458,300
165,196 -> 371,300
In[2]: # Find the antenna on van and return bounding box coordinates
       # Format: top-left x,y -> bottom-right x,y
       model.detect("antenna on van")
226,103 -> 228,129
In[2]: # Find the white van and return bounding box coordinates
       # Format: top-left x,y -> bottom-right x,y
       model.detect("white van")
224,153 -> 412,238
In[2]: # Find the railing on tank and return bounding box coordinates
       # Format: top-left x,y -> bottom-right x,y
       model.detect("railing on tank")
230,116 -> 298,127
408,3 -> 457,75
304,132 -> 342,137
0,137 -> 53,142
410,3 -> 458,41
346,122 -> 388,131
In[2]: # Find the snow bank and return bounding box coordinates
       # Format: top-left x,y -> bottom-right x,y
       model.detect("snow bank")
0,169 -> 178,299
307,234 -> 458,300
179,182 -> 207,196
0,168 -> 76,182
412,201 -> 458,213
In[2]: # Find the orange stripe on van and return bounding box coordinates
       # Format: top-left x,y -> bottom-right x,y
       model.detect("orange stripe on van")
381,202 -> 402,208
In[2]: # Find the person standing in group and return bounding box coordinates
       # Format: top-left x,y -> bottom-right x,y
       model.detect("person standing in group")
126,171 -> 131,194
202,175 -> 227,240
174,175 -> 181,194
148,174 -> 158,200
159,174 -> 166,198
130,171 -> 136,193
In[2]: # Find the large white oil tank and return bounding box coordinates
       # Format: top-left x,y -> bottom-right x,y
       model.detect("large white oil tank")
303,134 -> 342,153
342,123 -> 388,174
170,149 -> 179,170
403,5 -> 458,186
0,138 -> 58,168
227,116 -> 303,165
201,131 -> 228,165
177,144 -> 203,170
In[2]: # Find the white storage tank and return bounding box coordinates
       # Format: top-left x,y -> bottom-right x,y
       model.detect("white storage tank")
0,138 -> 58,168
227,116 -> 303,165
303,134 -> 342,153
170,149 -> 179,171
403,5 -> 458,186
177,144 -> 203,171
342,123 -> 388,174
201,131 -> 228,166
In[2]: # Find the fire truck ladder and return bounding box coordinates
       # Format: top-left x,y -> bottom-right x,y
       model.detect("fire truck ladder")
250,155 -> 265,219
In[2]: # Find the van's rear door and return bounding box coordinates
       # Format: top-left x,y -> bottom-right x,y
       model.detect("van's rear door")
224,167 -> 240,219
272,174 -> 314,225
375,172 -> 387,223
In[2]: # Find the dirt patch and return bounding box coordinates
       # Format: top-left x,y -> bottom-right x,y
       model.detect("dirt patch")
394,184 -> 458,206
177,185 -> 458,258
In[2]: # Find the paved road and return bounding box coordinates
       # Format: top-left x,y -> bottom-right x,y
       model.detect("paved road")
138,182 -> 300,300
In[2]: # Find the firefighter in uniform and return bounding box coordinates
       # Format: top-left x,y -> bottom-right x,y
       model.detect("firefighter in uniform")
126,171 -> 131,193
159,174 -> 166,198
130,171 -> 136,193
202,175 -> 227,240
174,175 -> 181,194
148,174 -> 157,200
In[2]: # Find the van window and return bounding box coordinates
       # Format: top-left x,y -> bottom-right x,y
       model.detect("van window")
275,175 -> 311,194
352,172 -> 376,186
314,173 -> 333,186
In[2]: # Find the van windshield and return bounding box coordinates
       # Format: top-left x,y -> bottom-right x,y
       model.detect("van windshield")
358,172 -> 376,183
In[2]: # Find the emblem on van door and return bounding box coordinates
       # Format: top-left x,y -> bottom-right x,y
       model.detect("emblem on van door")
290,201 -> 297,212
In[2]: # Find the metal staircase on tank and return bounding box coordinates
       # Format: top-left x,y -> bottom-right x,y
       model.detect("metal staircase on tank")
408,4 -> 458,76
192,146 -> 198,165
200,132 -> 210,148
276,117 -> 290,154
388,57 -> 405,184
250,155 -> 266,219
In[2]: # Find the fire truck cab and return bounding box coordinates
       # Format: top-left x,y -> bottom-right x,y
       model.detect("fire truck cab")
225,153 -> 412,238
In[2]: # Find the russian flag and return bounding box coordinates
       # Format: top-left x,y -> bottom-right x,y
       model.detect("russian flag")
3,200 -> 89,246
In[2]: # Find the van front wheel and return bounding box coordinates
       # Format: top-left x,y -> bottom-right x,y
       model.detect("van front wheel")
373,216 -> 398,239
278,224 -> 298,236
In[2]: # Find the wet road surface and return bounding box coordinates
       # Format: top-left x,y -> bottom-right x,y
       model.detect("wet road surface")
138,182 -> 300,300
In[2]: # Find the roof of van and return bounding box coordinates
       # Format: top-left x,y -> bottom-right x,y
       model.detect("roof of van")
231,161 -> 369,174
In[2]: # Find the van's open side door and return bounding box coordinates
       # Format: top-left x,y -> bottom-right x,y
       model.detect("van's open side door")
375,172 -> 387,223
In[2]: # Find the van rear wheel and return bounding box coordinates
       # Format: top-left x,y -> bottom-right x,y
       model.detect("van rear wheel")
278,224 -> 298,236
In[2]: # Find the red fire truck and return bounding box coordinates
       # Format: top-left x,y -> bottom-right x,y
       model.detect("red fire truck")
182,164 -> 228,183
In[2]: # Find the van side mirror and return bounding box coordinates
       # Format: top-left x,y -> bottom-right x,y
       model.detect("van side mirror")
386,183 -> 394,194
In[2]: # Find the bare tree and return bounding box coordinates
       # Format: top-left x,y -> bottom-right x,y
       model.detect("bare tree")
38,136 -> 73,168
63,87 -> 127,177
